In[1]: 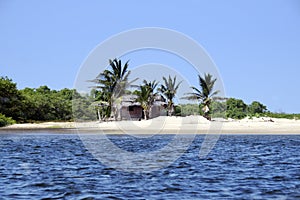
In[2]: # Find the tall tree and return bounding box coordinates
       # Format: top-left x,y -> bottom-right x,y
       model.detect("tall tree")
135,80 -> 159,120
182,73 -> 219,120
158,75 -> 182,116
0,76 -> 23,121
135,85 -> 151,120
92,58 -> 135,120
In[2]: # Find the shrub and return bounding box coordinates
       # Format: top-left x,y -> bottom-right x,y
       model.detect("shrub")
226,98 -> 247,119
0,113 -> 16,127
174,105 -> 182,116
247,101 -> 267,115
179,104 -> 200,116
211,101 -> 226,118
264,112 -> 300,120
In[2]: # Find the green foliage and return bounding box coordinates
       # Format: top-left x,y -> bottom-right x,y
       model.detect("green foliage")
182,73 -> 219,120
226,98 -> 247,119
0,76 -> 23,121
247,101 -> 267,116
0,113 -> 16,127
72,96 -> 97,121
158,75 -> 182,116
174,105 -> 182,116
179,104 -> 199,116
211,101 -> 226,118
91,58 -> 134,120
0,77 -> 94,122
19,87 -> 74,122
136,85 -> 151,120
180,98 -> 300,120
135,80 -> 159,120
264,112 -> 300,120
179,101 -> 226,118
1,74 -> 299,123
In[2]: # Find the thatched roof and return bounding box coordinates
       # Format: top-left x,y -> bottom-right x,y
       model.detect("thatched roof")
121,94 -> 138,102
121,102 -> 141,107
93,94 -> 167,107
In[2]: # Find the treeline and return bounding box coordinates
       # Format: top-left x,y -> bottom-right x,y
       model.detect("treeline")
0,76 -> 96,126
176,99 -> 267,119
177,100 -> 300,120
1,71 -> 299,127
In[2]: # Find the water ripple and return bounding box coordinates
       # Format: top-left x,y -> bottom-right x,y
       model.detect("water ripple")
0,133 -> 299,199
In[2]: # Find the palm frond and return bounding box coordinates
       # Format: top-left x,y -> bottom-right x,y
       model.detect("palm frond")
209,90 -> 220,98
182,73 -> 219,105
190,86 -> 203,96
181,92 -> 202,100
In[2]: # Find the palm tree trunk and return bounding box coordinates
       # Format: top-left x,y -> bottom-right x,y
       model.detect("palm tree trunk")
143,109 -> 148,120
202,104 -> 211,121
168,104 -> 174,116
149,105 -> 153,119
97,108 -> 101,122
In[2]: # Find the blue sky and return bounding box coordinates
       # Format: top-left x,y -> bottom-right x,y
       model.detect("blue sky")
1,0 -> 300,113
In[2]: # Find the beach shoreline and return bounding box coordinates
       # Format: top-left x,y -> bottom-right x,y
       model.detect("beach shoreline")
1,116 -> 299,134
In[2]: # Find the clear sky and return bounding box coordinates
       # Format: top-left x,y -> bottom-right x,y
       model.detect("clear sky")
1,0 -> 300,113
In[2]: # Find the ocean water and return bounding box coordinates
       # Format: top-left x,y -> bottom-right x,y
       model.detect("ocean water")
0,132 -> 299,199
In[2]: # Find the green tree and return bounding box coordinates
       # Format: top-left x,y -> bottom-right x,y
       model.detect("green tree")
174,105 -> 182,116
135,80 -> 159,120
20,87 -> 39,121
20,86 -> 76,122
92,58 -> 136,120
135,85 -> 151,120
36,85 -> 51,94
179,104 -> 199,116
72,96 -> 97,121
158,75 -> 182,116
20,86 -> 54,121
143,80 -> 159,118
0,113 -> 16,127
247,101 -> 267,116
52,88 -> 75,120
0,76 -> 23,121
226,98 -> 247,119
210,101 -> 227,118
182,73 -> 219,120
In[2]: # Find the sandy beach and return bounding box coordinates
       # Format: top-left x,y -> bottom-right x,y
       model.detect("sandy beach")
1,116 -> 300,134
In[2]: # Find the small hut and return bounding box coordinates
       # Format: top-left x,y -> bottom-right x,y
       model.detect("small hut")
120,94 -> 167,120
120,95 -> 143,120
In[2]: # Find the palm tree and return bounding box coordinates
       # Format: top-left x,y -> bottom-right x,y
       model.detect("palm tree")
158,75 -> 182,116
135,80 -> 158,120
91,69 -> 113,121
143,80 -> 159,118
182,73 -> 219,120
143,80 -> 159,94
135,85 -> 151,120
92,58 -> 135,120
108,59 -> 131,98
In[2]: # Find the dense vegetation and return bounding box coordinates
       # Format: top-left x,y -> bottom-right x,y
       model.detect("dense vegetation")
0,76 -> 23,121
0,76 -> 96,126
1,59 -> 299,126
0,113 -> 15,127
177,99 -> 267,119
263,112 -> 300,120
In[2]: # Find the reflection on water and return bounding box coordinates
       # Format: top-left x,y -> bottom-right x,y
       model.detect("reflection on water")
0,133 -> 299,199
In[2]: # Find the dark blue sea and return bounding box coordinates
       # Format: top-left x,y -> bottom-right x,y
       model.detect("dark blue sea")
0,132 -> 299,200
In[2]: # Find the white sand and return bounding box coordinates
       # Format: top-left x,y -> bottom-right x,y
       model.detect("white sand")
2,116 -> 300,134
